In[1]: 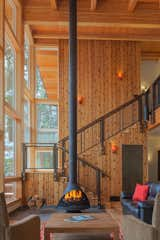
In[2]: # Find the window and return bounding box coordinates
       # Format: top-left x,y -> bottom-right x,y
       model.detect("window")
5,0 -> 16,34
24,98 -> 30,142
24,34 -> 30,88
5,40 -> 16,109
36,67 -> 47,99
4,115 -> 15,177
37,104 -> 58,143
36,150 -> 54,169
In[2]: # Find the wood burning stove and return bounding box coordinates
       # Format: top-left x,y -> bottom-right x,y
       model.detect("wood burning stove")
57,0 -> 90,212
57,183 -> 90,212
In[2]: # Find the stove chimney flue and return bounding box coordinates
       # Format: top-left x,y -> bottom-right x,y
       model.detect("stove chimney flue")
69,0 -> 77,184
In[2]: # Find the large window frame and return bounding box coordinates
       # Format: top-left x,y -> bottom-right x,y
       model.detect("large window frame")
3,0 -> 23,204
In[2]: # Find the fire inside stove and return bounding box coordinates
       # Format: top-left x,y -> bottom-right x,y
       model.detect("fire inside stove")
57,183 -> 90,212
64,190 -> 82,202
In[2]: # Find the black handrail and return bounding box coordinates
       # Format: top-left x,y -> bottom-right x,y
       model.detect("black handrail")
58,94 -> 143,144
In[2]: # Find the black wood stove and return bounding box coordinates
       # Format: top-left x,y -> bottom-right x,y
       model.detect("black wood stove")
57,0 -> 90,212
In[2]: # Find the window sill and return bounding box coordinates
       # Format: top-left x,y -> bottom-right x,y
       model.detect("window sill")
25,169 -> 54,173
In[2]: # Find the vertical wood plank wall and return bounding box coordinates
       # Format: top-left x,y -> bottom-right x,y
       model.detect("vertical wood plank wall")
59,40 -> 140,139
58,40 -> 146,200
24,40 -> 147,205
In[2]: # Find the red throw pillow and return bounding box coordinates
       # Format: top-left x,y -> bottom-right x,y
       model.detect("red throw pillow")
132,184 -> 149,201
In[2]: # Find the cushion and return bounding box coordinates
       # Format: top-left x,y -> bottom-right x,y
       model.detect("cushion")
132,184 -> 149,201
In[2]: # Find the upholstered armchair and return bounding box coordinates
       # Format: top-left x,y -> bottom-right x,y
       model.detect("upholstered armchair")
122,193 -> 160,240
0,192 -> 40,240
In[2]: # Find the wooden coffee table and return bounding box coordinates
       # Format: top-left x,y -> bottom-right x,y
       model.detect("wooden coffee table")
44,212 -> 119,240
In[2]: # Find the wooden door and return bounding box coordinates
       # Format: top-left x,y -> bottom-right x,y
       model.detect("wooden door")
122,144 -> 143,193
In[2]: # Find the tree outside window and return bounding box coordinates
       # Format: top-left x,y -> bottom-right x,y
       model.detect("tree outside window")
4,115 -> 15,177
5,41 -> 16,109
37,104 -> 58,143
24,35 -> 30,88
35,67 -> 47,99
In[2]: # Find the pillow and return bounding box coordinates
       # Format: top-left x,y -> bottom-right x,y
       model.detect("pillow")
132,184 -> 149,201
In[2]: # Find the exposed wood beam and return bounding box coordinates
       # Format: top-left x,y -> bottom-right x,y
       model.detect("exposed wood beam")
34,39 -> 59,48
5,18 -> 20,51
5,103 -> 21,121
91,0 -> 98,11
142,51 -> 160,60
128,0 -> 138,12
32,27 -> 160,41
24,7 -> 160,25
39,66 -> 57,72
35,99 -> 58,104
36,50 -> 57,56
25,24 -> 34,45
50,0 -> 58,10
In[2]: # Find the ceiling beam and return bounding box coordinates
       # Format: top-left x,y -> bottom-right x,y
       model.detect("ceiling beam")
91,0 -> 98,11
128,0 -> 138,12
141,51 -> 160,60
32,26 -> 160,41
39,66 -> 57,72
24,6 -> 160,26
50,0 -> 58,10
25,24 -> 34,45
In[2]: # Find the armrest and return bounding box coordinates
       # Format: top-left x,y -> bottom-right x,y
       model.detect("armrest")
120,191 -> 132,200
122,215 -> 157,240
10,215 -> 40,240
138,200 -> 154,209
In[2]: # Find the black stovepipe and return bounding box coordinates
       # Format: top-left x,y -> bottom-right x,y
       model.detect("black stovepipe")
68,0 -> 78,184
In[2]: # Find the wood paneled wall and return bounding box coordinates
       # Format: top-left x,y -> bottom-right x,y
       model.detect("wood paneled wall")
59,40 -> 140,139
58,39 -> 146,201
25,172 -> 67,205
24,40 -> 147,205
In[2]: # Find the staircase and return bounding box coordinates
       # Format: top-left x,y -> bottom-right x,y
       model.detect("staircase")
23,92 -> 148,207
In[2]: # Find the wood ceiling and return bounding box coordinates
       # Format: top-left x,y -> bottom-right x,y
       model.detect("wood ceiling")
23,0 -> 160,100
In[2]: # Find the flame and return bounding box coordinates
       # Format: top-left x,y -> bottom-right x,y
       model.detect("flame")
64,190 -> 82,202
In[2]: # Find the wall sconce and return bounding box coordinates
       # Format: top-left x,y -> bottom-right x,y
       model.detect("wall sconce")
78,95 -> 84,104
111,144 -> 118,153
117,71 -> 124,80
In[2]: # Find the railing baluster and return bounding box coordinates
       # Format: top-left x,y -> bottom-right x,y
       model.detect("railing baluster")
96,170 -> 101,208
100,119 -> 105,154
61,141 -> 65,176
150,84 -> 156,124
120,108 -> 124,131
138,95 -> 144,131
22,143 -> 27,181
80,131 -> 82,154
53,144 -> 58,181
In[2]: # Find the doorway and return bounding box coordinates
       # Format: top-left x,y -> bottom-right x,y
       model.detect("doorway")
122,144 -> 143,193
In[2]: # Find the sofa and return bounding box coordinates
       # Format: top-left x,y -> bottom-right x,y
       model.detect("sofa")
120,182 -> 160,224
122,193 -> 160,240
